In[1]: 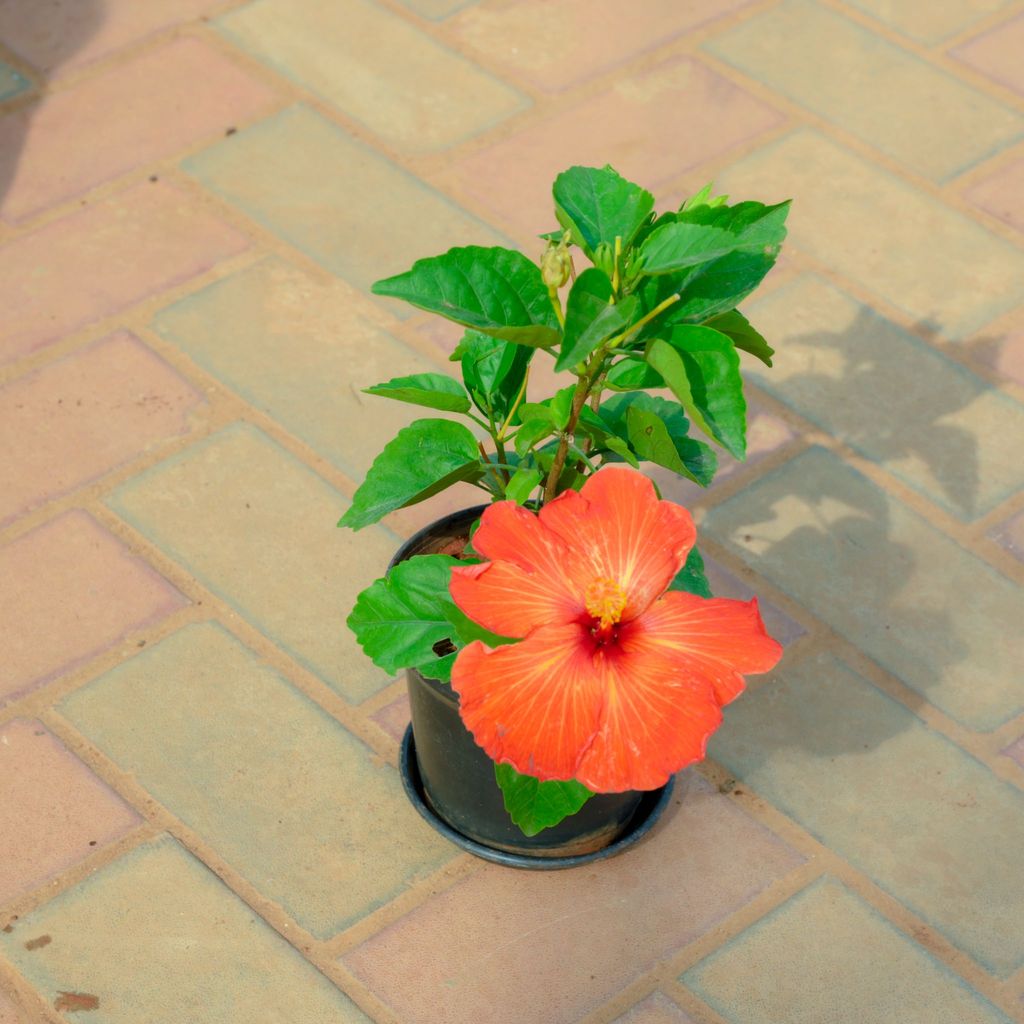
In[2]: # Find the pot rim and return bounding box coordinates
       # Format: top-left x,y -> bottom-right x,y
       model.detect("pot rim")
399,725 -> 677,870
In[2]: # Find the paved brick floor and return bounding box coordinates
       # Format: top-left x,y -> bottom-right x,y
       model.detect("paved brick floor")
1,2 -> 1023,1022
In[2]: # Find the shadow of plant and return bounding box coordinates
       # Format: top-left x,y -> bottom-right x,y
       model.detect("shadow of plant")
0,0 -> 105,210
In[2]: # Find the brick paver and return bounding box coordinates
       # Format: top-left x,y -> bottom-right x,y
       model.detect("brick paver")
0,511 -> 186,705
0,331 -> 205,525
0,720 -> 139,906
0,180 -> 248,364
683,878 -> 1015,1023
0,37 -> 279,223
2,2 -> 1023,1022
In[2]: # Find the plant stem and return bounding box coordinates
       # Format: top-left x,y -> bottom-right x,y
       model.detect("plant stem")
604,292 -> 681,351
542,372 -> 591,503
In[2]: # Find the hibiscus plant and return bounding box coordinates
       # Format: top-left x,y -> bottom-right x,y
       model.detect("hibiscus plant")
340,165 -> 788,836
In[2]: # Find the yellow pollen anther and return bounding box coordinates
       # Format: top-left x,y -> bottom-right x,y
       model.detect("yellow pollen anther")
584,577 -> 627,631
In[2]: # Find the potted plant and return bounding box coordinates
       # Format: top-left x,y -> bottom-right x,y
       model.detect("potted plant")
340,165 -> 788,867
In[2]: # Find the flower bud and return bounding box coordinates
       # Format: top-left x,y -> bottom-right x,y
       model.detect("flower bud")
541,235 -> 573,289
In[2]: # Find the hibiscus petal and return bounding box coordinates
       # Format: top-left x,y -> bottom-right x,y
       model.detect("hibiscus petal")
575,646 -> 723,792
451,624 -> 606,782
470,500 -> 587,602
623,591 -> 783,706
450,561 -> 584,638
542,467 -> 696,621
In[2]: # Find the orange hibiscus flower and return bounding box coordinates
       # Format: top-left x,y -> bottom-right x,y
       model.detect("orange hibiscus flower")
449,466 -> 782,793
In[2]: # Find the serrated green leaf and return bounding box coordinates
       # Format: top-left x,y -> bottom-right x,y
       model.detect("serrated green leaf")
514,418 -> 555,456
646,327 -> 746,459
680,199 -> 790,253
605,357 -> 664,392
339,419 -> 484,530
600,392 -> 715,485
556,269 -> 636,371
347,555 -> 463,676
364,373 -> 471,413
372,246 -> 560,347
494,763 -> 594,836
553,165 -> 655,257
704,309 -> 774,367
505,465 -> 542,505
669,546 -> 713,598
458,329 -> 533,422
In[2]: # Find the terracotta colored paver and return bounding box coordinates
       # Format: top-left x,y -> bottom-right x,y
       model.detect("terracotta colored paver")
0,0 -> 220,77
0,838 -> 369,1023
0,331 -> 204,525
0,180 -> 249,365
61,622 -> 453,938
218,0 -> 525,153
448,0 -> 754,93
0,990 -> 23,1024
683,878 -> 1014,1023
704,0 -> 1022,181
965,155 -> 1024,234
0,511 -> 186,706
0,37 -> 279,223
0,719 -> 139,906
990,508 -> 1024,561
442,56 -> 783,241
952,12 -> 1024,96
613,992 -> 696,1024
342,778 -> 802,1024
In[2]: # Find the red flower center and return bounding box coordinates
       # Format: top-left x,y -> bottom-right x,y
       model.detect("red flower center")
583,576 -> 627,643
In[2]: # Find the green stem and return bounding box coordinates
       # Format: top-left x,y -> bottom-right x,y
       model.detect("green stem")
604,292 -> 681,351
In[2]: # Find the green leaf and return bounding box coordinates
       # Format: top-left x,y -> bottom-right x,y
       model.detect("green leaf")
573,407 -> 640,467
681,199 -> 790,254
457,330 -> 533,422
372,246 -> 560,347
669,546 -> 713,598
549,385 -> 575,430
557,269 -> 636,371
514,418 -> 555,456
339,419 -> 484,530
605,357 -> 664,392
553,165 -> 655,257
639,221 -> 740,275
347,555 -> 464,676
704,309 -> 774,367
364,373 -> 470,413
646,327 -> 746,459
494,763 -> 594,836
680,183 -> 728,212
505,465 -> 542,505
600,392 -> 716,485
671,250 -> 779,324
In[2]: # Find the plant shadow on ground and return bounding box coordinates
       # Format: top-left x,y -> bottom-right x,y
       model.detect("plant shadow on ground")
0,0 -> 105,210
683,307 -> 1010,767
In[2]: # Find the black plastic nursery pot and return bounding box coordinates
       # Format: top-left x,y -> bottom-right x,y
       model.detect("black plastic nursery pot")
391,506 -> 675,869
